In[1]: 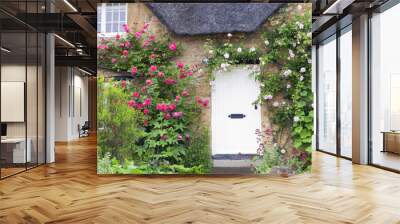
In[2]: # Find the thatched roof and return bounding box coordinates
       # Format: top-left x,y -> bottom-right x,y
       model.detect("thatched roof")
146,3 -> 282,35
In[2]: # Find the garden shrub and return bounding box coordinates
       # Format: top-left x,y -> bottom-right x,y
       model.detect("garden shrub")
97,76 -> 144,163
97,22 -> 210,174
182,127 -> 212,173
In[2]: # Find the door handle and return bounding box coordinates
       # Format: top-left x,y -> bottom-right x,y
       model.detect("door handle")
228,114 -> 246,119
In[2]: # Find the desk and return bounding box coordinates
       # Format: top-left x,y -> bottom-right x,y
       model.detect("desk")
1,138 -> 31,163
382,131 -> 400,154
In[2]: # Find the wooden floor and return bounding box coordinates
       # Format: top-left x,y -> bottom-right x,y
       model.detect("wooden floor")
1,136 -> 400,223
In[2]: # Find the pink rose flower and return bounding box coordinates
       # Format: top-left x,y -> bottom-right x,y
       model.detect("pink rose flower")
164,78 -> 176,85
111,58 -> 117,64
172,111 -> 183,118
143,22 -> 150,30
202,99 -> 209,107
168,104 -> 176,111
136,103 -> 143,110
175,95 -> 181,102
135,32 -> 142,39
164,113 -> 171,120
123,24 -> 130,33
177,134 -> 183,141
143,120 -> 148,126
143,98 -> 152,106
124,41 -> 131,48
176,62 -> 184,68
146,79 -> 153,85
149,35 -> 155,41
121,80 -> 126,88
119,42 -> 125,48
179,73 -> 187,79
122,50 -> 129,57
149,65 -> 157,72
182,90 -> 189,97
156,103 -> 168,112
169,42 -> 177,51
185,133 -> 190,141
131,66 -> 137,75
128,100 -> 136,107
157,72 -> 165,78
142,40 -> 150,47
143,109 -> 149,115
115,33 -> 120,40
133,91 -> 140,98
150,54 -> 156,60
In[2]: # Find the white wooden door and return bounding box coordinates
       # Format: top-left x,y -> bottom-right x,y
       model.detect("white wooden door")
212,66 -> 261,155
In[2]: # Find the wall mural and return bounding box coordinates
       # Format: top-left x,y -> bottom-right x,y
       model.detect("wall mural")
97,3 -> 312,175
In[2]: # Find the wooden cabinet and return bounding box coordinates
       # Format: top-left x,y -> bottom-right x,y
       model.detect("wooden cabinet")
382,132 -> 400,154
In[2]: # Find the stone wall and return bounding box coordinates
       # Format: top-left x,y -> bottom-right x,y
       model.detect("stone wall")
100,3 -> 311,133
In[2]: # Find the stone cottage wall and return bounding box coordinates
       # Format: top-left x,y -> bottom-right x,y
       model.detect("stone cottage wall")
99,3 -> 311,142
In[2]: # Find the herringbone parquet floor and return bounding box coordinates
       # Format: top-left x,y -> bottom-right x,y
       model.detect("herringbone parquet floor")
1,136 -> 400,224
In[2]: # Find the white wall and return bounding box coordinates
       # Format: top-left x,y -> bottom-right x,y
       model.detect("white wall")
55,67 -> 89,141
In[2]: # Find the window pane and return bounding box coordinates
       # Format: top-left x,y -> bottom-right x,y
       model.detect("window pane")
371,3 -> 400,171
318,36 -> 337,154
106,23 -> 112,33
340,28 -> 352,158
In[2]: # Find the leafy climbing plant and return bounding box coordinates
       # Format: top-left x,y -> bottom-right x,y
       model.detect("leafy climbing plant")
255,7 -> 313,173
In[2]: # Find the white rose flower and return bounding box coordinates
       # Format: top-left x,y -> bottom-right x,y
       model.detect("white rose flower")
273,143 -> 278,148
296,21 -> 304,29
283,69 -> 292,77
249,47 -> 256,52
297,5 -> 303,10
280,149 -> 286,154
264,95 -> 273,100
264,40 -> 269,46
287,84 -> 291,89
289,49 -> 295,58
300,67 -> 306,73
237,47 -> 242,53
293,116 -> 300,122
299,76 -> 304,81
224,53 -> 230,59
227,33 -> 232,38
198,69 -> 203,73
260,83 -> 265,87
308,58 -> 312,64
272,101 -> 279,107
307,32 -> 312,38
282,101 -> 286,105
208,50 -> 214,54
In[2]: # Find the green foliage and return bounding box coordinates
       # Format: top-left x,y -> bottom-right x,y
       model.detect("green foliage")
182,127 -> 212,173
97,153 -> 205,174
254,7 -> 313,173
204,37 -> 262,77
97,22 -> 210,174
97,76 -> 144,163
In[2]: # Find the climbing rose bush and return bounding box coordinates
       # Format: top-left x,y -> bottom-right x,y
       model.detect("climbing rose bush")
97,22 -> 211,174
254,6 -> 313,173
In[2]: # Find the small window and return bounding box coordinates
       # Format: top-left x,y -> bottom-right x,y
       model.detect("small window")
97,3 -> 127,35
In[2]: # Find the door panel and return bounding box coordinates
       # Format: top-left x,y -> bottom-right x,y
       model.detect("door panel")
212,66 -> 261,155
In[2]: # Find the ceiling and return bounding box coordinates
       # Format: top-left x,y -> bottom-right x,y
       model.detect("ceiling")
0,0 -> 97,74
